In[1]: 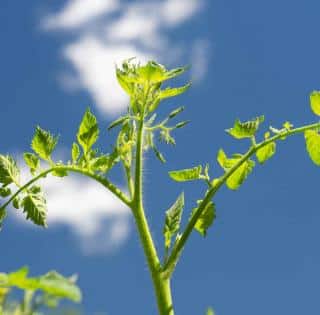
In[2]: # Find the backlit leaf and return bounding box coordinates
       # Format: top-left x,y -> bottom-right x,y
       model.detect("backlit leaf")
169,166 -> 202,182
217,149 -> 255,190
226,116 -> 264,139
163,193 -> 184,249
310,91 -> 320,116
159,83 -> 191,100
23,152 -> 40,174
190,201 -> 216,237
77,108 -> 99,154
31,127 -> 58,161
256,140 -> 276,164
305,129 -> 320,165
71,143 -> 80,163
0,154 -> 20,186
21,187 -> 47,227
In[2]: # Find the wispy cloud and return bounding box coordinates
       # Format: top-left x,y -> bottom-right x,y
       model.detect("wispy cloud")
41,0 -> 210,116
14,163 -> 131,255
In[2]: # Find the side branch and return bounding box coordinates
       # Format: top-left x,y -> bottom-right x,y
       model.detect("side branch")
163,121 -> 320,275
0,165 -> 131,211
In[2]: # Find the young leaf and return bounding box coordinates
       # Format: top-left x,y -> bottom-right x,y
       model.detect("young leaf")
169,166 -> 202,182
159,83 -> 191,100
168,106 -> 184,119
77,108 -> 99,154
310,91 -> 320,116
0,154 -> 20,186
226,116 -> 264,139
207,308 -> 215,315
71,143 -> 80,163
90,155 -> 115,173
190,201 -> 216,237
174,121 -> 190,129
305,130 -> 320,165
163,193 -> 184,250
23,152 -> 40,174
217,149 -> 255,190
1,267 -> 81,303
21,187 -> 47,227
108,116 -> 129,131
31,126 -> 58,161
256,143 -> 276,164
152,146 -> 166,163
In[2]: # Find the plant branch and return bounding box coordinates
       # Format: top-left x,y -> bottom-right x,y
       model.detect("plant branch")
0,165 -> 131,211
163,121 -> 320,276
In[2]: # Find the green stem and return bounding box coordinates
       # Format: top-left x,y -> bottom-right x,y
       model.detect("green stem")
132,117 -> 174,315
0,165 -> 131,211
164,121 -> 320,275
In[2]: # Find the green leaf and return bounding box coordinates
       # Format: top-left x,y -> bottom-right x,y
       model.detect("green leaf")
152,146 -> 166,163
71,143 -> 80,163
90,155 -> 114,173
256,142 -> 276,164
310,91 -> 320,116
21,188 -> 47,227
0,187 -> 11,198
107,116 -> 129,130
207,308 -> 215,315
191,201 -> 216,237
168,106 -> 184,119
226,116 -> 264,139
0,155 -> 20,186
169,166 -> 202,182
31,126 -> 58,161
0,267 -> 81,303
159,83 -> 191,100
174,121 -> 190,129
12,197 -> 20,209
77,108 -> 99,154
23,152 -> 40,174
163,193 -> 184,249
0,208 -> 6,227
217,149 -> 255,190
305,130 -> 320,165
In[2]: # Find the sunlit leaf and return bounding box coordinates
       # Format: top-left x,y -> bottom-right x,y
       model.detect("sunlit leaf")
226,116 -> 264,139
0,155 -> 20,186
305,129 -> 320,165
169,166 -> 202,182
310,91 -> 320,116
77,108 -> 99,154
217,149 -> 255,190
163,193 -> 184,249
190,201 -> 216,237
23,152 -> 40,175
21,187 -> 47,227
32,126 -> 58,161
71,143 -> 80,164
159,83 -> 191,100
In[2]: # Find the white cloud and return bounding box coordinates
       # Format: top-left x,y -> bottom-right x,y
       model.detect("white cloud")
43,0 -> 120,30
14,165 -> 131,255
162,0 -> 204,26
41,0 -> 210,116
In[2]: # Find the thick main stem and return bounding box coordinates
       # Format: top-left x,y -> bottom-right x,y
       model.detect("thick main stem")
133,117 -> 174,315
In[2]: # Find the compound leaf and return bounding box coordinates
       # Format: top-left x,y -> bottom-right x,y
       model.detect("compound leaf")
0,154 -> 20,186
163,192 -> 184,249
310,91 -> 320,116
169,166 -> 202,182
305,129 -> 320,165
226,116 -> 264,139
77,108 -> 99,154
191,201 -> 216,237
32,127 -> 58,161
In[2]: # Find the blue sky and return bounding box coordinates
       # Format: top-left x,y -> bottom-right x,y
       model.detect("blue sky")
1,0 -> 320,314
